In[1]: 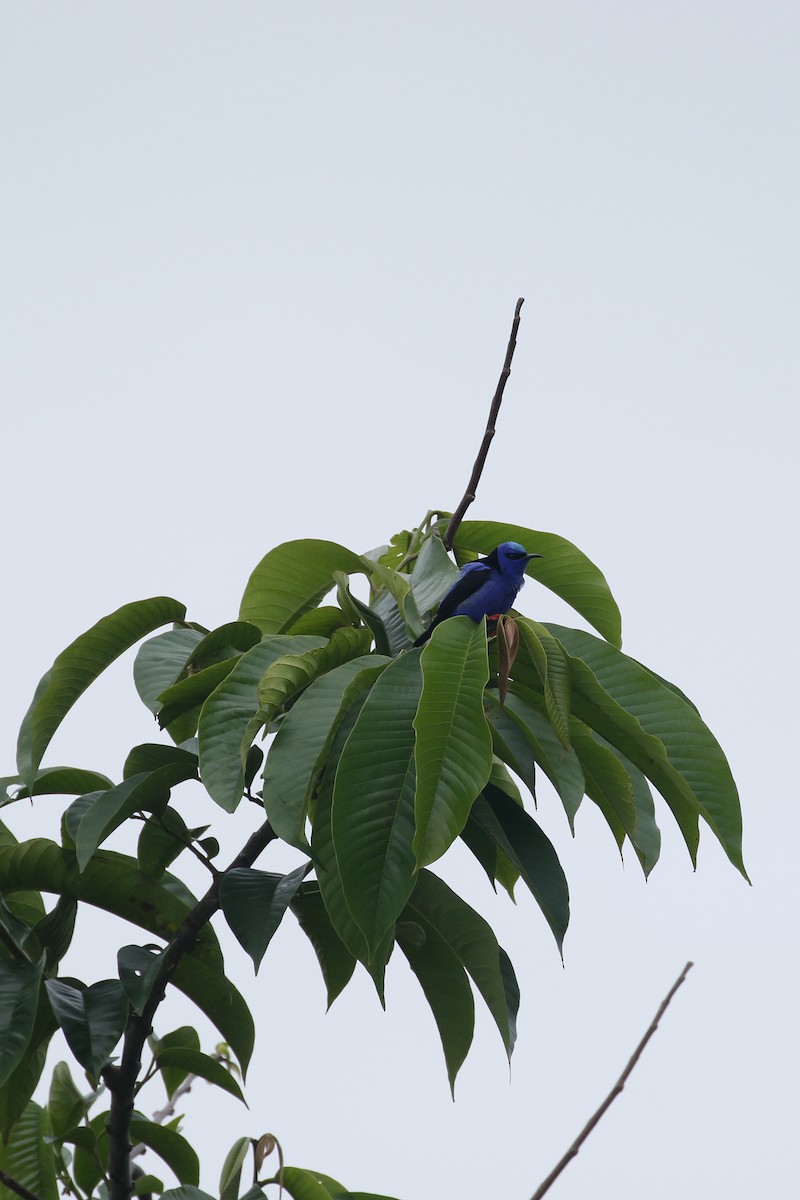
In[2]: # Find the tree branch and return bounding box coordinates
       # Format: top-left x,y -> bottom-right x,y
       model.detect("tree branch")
103,819 -> 278,1200
529,961 -> 695,1200
0,1169 -> 44,1200
443,297 -> 525,552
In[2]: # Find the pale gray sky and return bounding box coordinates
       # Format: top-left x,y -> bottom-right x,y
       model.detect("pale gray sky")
2,4 -> 798,1198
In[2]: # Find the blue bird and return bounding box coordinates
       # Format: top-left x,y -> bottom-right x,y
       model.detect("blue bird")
414,541 -> 541,646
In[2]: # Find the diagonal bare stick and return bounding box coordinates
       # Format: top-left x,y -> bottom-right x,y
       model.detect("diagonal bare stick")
530,961 -> 695,1200
443,297 -> 525,552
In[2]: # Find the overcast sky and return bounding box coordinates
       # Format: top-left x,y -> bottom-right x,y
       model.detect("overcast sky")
1,4 -> 798,1199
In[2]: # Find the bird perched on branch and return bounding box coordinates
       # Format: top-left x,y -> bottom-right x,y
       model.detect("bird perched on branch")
414,541 -> 541,646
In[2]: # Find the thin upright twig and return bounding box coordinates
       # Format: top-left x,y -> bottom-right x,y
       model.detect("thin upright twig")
530,961 -> 695,1200
443,297 -> 525,551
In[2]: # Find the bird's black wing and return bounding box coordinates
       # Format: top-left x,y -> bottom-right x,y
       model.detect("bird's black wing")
414,561 -> 493,645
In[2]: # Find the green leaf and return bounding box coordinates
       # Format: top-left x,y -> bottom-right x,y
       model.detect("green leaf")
410,535 -> 459,618
17,598 -> 187,790
471,788 -> 570,953
405,870 -> 518,1059
30,895 -> 77,971
220,864 -> 310,971
262,655 -> 391,849
287,606 -> 353,638
134,1174 -> 164,1196
0,841 -> 254,1072
152,1025 -> 200,1098
277,1169 -> 336,1200
138,809 -> 190,879
47,1061 -> 86,1140
181,622 -> 263,674
290,884 -> 356,1008
515,618 -> 572,748
0,983 -> 57,1139
332,651 -> 422,959
598,739 -> 662,877
311,700 -> 394,1000
118,944 -> 163,1012
483,697 -> 538,802
257,626 -> 374,724
155,1048 -> 245,1104
396,896 -> 474,1094
0,1102 -> 58,1200
451,519 -> 622,647
198,635 -> 326,812
129,1118 -> 200,1185
363,561 -> 423,641
413,617 -> 493,868
8,767 -> 114,804
157,659 -> 242,731
75,762 -> 198,872
45,978 -> 128,1080
494,692 -> 586,829
570,720 -> 634,853
240,540 -> 365,633
220,1137 -> 251,1200
159,1189 -> 216,1200
0,956 -> 45,1089
134,629 -> 206,714
333,574 -> 392,657
548,625 -> 745,874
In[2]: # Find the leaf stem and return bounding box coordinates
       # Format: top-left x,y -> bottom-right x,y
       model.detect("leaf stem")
443,298 -> 525,552
529,961 -> 695,1200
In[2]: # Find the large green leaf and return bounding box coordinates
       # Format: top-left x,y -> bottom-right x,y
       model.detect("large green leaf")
5,767 -> 114,805
219,1137 -> 251,1200
0,1101 -> 58,1200
198,635 -> 325,812
75,763 -> 198,871
495,692 -> 586,829
363,560 -> 423,641
157,659 -> 242,731
134,629 -> 205,714
45,978 -> 128,1081
515,618 -> 571,748
332,651 -> 422,959
154,1048 -> 245,1103
17,597 -> 187,790
396,906 -> 474,1095
404,869 -> 519,1059
129,1117 -> 200,1185
413,617 -> 493,868
570,719 -> 633,853
0,983 -> 57,1139
597,738 -> 661,877
290,884 -> 356,1008
470,787 -> 570,952
483,696 -> 538,802
47,1061 -> 86,1140
239,540 -> 365,633
451,519 -> 622,647
547,625 -> 745,875
0,957 -> 45,1089
262,655 -> 391,849
257,627 -> 373,724
0,841 -> 254,1071
220,864 -> 310,972
410,535 -> 459,618
312,700 -> 394,1000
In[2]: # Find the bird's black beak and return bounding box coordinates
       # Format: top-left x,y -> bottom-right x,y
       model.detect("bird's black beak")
525,553 -> 542,563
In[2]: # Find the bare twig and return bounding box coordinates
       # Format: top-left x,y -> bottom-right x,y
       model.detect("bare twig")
0,1169 -> 44,1200
530,961 -> 695,1200
443,298 -> 525,552
102,819 -> 278,1200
